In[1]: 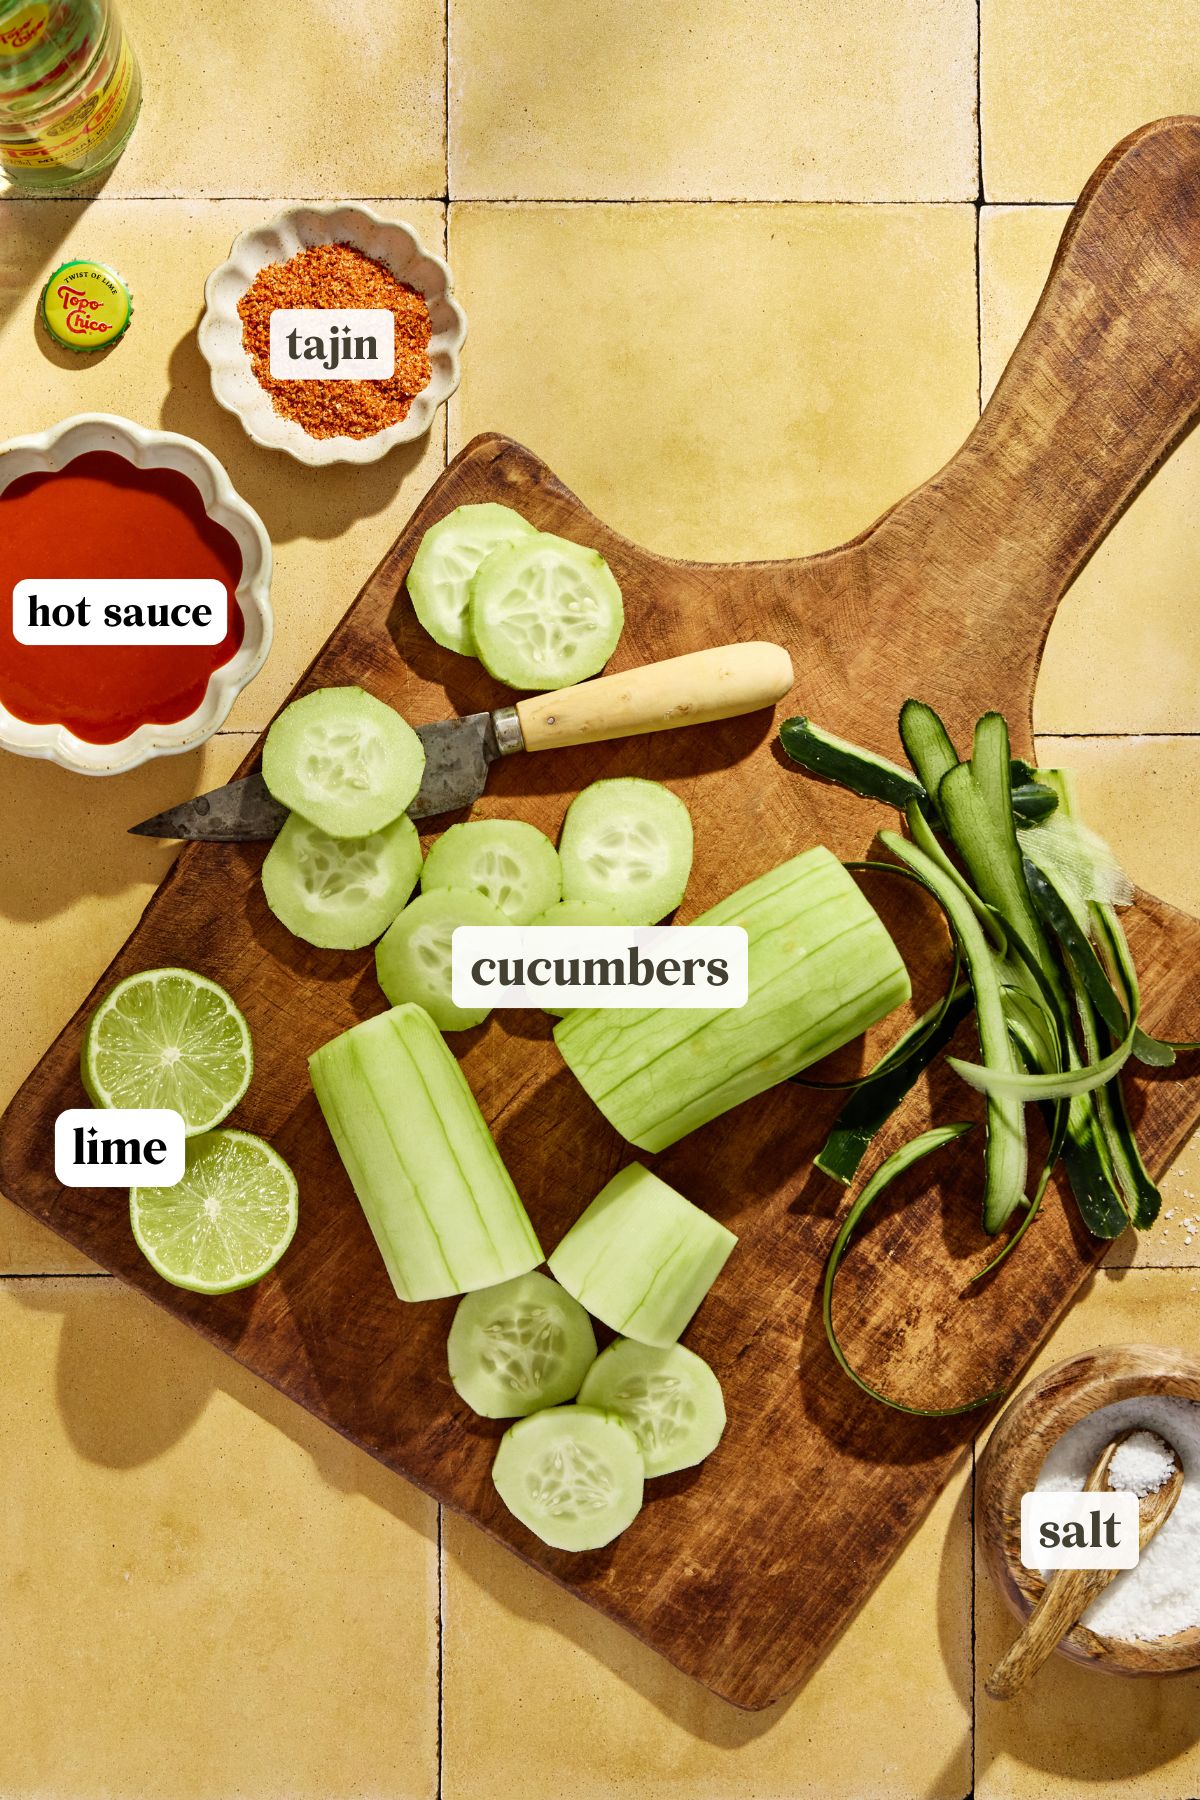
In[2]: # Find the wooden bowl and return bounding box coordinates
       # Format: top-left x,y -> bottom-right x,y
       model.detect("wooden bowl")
979,1344 -> 1200,1676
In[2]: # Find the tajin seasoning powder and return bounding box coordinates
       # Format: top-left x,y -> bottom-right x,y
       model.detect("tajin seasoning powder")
238,243 -> 433,440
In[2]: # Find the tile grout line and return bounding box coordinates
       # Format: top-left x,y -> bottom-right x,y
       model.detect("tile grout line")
0,1270 -> 111,1280
0,192 -> 1082,209
974,0 -> 984,415
969,1439 -> 978,1799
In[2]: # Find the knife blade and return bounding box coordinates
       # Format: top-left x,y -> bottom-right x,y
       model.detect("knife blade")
129,708 -> 522,841
128,642 -> 795,842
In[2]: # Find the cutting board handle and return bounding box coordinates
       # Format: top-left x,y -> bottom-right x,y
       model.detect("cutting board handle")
886,116 -> 1200,655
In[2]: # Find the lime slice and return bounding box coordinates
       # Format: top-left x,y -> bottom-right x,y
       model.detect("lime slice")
130,1129 -> 298,1294
82,967 -> 253,1134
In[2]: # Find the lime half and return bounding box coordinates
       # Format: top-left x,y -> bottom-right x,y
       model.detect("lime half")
131,1129 -> 298,1294
82,967 -> 253,1135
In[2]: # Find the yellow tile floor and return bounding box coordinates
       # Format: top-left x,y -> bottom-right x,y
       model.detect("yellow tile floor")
2,4 -> 1199,1795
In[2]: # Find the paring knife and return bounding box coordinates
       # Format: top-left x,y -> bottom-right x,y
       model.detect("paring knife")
130,641 -> 795,842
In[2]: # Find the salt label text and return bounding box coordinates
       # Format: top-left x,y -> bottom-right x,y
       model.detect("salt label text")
1020,1491 -> 1141,1571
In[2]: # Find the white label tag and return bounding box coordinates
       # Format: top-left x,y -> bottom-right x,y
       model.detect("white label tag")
13,579 -> 227,646
269,308 -> 395,380
54,1108 -> 185,1188
451,926 -> 749,1011
1020,1491 -> 1141,1570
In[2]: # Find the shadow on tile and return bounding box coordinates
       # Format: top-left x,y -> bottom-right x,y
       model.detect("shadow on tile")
0,189 -> 110,331
8,1277 -> 436,1537
160,316 -> 440,547
0,747 -> 203,924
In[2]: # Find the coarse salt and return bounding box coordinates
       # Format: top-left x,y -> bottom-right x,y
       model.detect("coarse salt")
1035,1394 -> 1199,1641
1108,1429 -> 1175,1497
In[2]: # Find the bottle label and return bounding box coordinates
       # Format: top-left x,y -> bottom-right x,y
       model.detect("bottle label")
1,30 -> 134,167
0,3 -> 49,57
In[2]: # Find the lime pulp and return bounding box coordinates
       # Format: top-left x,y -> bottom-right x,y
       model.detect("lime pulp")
130,1129 -> 298,1295
82,967 -> 253,1134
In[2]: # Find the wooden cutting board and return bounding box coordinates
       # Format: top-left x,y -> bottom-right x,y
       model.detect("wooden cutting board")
5,117 -> 1200,1712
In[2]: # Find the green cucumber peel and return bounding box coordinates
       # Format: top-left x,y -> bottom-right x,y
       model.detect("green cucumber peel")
966,1099 -> 1067,1283
948,1030 -> 1135,1102
822,1122 -> 1002,1417
880,830 -> 1030,1233
898,700 -> 959,815
1092,901 -> 1197,1063
815,983 -> 973,1184
1000,985 -> 1061,1074
778,716 -> 928,812
1059,1110 -> 1134,1238
1011,781 -> 1059,822
792,859 -> 962,1092
905,800 -> 1008,954
940,748 -> 1049,983
1024,859 -> 1129,1039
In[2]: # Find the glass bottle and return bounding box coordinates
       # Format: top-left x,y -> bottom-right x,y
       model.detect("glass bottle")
0,0 -> 142,190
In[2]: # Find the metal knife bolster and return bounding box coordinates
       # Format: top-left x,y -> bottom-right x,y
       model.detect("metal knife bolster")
492,706 -> 524,756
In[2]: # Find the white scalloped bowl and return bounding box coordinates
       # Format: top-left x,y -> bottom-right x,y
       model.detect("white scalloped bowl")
198,205 -> 467,466
0,414 -> 273,777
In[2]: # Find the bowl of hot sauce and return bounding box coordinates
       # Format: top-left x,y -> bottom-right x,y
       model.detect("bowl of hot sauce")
0,414 -> 272,775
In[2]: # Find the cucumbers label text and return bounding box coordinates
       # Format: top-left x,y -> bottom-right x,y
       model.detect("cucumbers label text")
451,926 -> 749,1011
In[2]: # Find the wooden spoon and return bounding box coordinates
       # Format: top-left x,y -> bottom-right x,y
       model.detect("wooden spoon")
986,1430 -> 1183,1701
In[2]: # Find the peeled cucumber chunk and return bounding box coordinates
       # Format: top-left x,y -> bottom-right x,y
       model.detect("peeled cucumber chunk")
262,687 -> 425,839
555,846 -> 911,1152
548,1163 -> 736,1348
262,812 -> 422,950
376,886 -> 510,1031
422,818 -> 561,924
492,1405 -> 644,1551
578,1339 -> 725,1477
448,1271 -> 598,1418
309,1003 -> 542,1302
559,778 -> 693,924
470,532 -> 624,691
407,503 -> 538,656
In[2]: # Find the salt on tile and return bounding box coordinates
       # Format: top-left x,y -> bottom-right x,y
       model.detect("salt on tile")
1034,1395 -> 1199,1642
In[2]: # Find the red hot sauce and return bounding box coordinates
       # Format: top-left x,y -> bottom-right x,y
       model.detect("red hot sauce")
0,450 -> 245,744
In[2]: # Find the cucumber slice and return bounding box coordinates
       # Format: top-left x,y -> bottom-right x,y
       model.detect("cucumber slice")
559,778 -> 693,925
309,1003 -> 543,1302
376,887 -> 510,1031
262,687 -> 425,838
577,1339 -> 725,1477
530,897 -> 630,1017
548,1163 -> 737,1348
491,1405 -> 644,1551
407,503 -> 538,656
448,1271 -> 598,1418
262,812 -> 422,950
422,818 -> 561,924
470,533 -> 624,691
